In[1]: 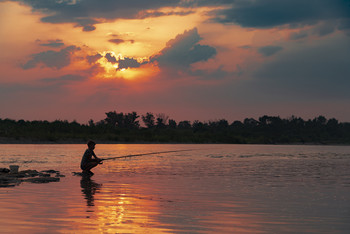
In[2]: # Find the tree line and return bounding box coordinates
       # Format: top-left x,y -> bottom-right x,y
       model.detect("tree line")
1,111 -> 350,144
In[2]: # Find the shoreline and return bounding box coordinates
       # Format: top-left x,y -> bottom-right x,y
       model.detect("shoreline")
0,138 -> 349,146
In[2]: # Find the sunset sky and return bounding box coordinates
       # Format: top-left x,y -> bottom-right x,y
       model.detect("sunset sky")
1,0 -> 350,123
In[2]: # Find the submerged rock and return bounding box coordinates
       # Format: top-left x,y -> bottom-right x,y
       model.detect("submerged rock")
0,168 -> 10,173
24,177 -> 60,183
0,166 -> 64,187
0,175 -> 20,187
41,170 -> 59,174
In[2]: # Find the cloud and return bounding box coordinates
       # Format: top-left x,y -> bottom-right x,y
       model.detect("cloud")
151,28 -> 216,70
211,0 -> 350,30
109,38 -> 135,44
289,31 -> 309,40
190,66 -> 231,80
21,46 -> 80,69
312,22 -> 336,36
109,39 -> 125,44
82,25 -> 96,32
117,57 -> 146,70
86,53 -> 102,64
254,34 -> 350,99
137,9 -> 195,18
41,74 -> 86,83
14,0 -> 183,31
258,46 -> 283,57
37,39 -> 64,48
105,53 -> 117,64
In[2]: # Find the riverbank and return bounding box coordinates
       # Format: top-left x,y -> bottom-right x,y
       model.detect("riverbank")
0,137 -> 349,146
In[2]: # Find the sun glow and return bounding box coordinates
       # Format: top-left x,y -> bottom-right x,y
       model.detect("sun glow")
91,51 -> 158,81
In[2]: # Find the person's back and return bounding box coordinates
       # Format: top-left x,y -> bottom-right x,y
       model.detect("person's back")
80,140 -> 102,175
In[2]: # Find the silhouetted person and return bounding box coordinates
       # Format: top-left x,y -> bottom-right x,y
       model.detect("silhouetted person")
81,140 -> 102,175
80,173 -> 101,207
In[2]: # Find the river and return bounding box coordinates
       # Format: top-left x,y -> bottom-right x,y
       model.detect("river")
0,144 -> 349,233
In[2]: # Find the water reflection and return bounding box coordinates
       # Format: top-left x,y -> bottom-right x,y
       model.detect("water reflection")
80,174 -> 101,207
0,144 -> 349,233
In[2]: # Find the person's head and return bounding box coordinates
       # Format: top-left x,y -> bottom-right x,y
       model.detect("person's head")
87,140 -> 96,150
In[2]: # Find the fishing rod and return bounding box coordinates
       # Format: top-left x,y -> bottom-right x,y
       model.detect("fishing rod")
101,149 -> 194,161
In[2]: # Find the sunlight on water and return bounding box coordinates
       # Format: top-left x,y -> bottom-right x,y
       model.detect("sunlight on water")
0,144 -> 349,233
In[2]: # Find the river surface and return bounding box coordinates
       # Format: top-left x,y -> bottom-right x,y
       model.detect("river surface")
0,144 -> 349,233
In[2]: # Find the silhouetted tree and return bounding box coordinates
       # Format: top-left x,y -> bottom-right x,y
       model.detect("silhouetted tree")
105,111 -> 121,127
88,119 -> 95,127
192,120 -> 205,131
142,112 -> 155,128
105,111 -> 139,128
156,113 -> 169,128
314,115 -> 327,125
243,118 -> 259,127
0,113 -> 349,144
178,120 -> 191,129
168,119 -> 177,128
124,112 -> 140,129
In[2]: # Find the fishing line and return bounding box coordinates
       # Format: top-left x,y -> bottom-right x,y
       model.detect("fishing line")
101,149 -> 195,161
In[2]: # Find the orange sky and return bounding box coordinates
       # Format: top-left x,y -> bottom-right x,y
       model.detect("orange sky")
1,0 -> 350,123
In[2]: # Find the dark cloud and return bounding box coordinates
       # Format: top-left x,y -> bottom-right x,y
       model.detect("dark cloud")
258,46 -> 283,57
137,9 -> 195,18
86,53 -> 102,64
21,45 -> 80,69
108,38 -> 134,44
14,0 -> 183,31
10,0 -> 350,34
117,57 -> 145,70
105,53 -> 117,64
211,0 -> 350,30
151,28 -> 216,69
83,25 -> 96,32
109,39 -> 125,44
338,19 -> 350,30
254,35 -> 350,99
312,22 -> 336,36
41,74 -> 86,83
239,45 -> 252,49
289,31 -> 308,40
37,39 -> 64,48
190,66 -> 231,80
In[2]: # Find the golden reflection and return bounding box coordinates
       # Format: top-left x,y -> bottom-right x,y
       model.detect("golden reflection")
77,173 -> 171,233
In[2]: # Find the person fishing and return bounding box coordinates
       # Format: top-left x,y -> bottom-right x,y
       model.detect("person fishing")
81,140 -> 102,175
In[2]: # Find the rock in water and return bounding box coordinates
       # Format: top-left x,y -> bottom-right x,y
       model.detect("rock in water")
0,168 -> 10,173
24,177 -> 60,183
0,166 -> 64,187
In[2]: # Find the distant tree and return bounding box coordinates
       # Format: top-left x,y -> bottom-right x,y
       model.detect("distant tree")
142,112 -> 155,128
96,120 -> 106,126
243,118 -> 259,127
168,119 -> 177,128
327,118 -> 339,127
88,119 -> 95,127
192,120 -> 204,131
178,120 -> 191,129
124,112 -> 140,129
156,113 -> 169,128
217,119 -> 229,129
313,115 -> 327,125
288,115 -> 305,127
105,111 -> 120,127
105,111 -> 139,129
231,120 -> 243,128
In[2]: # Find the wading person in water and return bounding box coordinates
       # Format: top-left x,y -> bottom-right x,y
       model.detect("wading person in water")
81,140 -> 102,175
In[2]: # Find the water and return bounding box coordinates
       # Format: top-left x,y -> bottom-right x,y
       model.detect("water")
0,144 -> 349,233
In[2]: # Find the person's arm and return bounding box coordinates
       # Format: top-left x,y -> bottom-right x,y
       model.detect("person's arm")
92,151 -> 102,161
